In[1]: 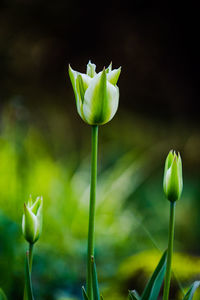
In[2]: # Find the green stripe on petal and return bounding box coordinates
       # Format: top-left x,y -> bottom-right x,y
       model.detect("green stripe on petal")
31,196 -> 42,215
83,69 -> 108,124
107,67 -> 121,85
78,73 -> 92,92
83,70 -> 119,125
165,157 -> 180,202
106,62 -> 112,73
163,150 -> 174,194
22,205 -> 38,244
76,75 -> 85,103
69,65 -> 92,122
69,65 -> 82,116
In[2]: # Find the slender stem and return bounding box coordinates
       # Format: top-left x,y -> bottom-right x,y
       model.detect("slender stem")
23,243 -> 34,300
29,243 -> 34,272
86,125 -> 98,300
163,202 -> 176,300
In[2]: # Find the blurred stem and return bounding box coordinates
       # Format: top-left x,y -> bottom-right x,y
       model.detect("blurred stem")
28,243 -> 34,272
163,202 -> 176,300
23,243 -> 34,300
87,125 -> 98,300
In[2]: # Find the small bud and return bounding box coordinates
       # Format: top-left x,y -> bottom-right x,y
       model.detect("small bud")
68,61 -> 121,125
163,150 -> 183,202
22,195 -> 43,244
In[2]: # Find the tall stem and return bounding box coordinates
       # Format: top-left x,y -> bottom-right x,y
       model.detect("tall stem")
163,202 -> 176,300
29,243 -> 34,272
23,243 -> 34,300
87,125 -> 98,300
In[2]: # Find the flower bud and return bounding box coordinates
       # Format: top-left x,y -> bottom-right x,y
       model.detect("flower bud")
22,195 -> 43,244
68,61 -> 121,125
163,150 -> 183,202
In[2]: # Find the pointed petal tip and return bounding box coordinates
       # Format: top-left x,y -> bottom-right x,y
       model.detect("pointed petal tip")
68,64 -> 73,72
100,67 -> 107,78
68,64 -> 76,74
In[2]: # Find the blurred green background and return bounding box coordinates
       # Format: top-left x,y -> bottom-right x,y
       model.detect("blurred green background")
0,1 -> 200,299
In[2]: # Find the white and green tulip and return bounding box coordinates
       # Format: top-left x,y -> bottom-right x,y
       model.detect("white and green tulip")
163,150 -> 183,202
22,195 -> 43,244
69,61 -> 121,125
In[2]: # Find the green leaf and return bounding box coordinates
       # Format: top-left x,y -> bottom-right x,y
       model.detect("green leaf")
81,286 -> 89,300
91,256 -> 100,300
183,281 -> 200,300
128,289 -> 141,300
141,250 -> 167,300
0,288 -> 7,300
100,295 -> 104,300
25,251 -> 35,300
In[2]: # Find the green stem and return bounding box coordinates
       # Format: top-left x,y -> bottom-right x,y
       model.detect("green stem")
29,243 -> 34,272
163,202 -> 176,300
86,125 -> 98,300
23,243 -> 34,300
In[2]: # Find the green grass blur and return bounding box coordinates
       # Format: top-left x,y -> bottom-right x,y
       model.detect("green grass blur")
0,99 -> 200,300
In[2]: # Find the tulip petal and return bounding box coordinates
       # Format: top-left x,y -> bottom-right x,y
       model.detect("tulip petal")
165,156 -> 180,202
106,62 -> 112,73
76,75 -> 85,104
107,67 -> 121,85
27,194 -> 33,207
87,61 -> 96,78
23,204 -> 38,243
83,69 -> 119,125
78,73 -> 91,91
68,65 -> 77,91
31,196 -> 42,215
69,65 -> 82,116
163,150 -> 174,193
69,65 -> 92,122
178,153 -> 183,194
83,69 -> 107,124
106,83 -> 119,122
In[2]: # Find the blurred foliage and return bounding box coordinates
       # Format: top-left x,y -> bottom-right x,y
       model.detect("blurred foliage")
0,100 -> 200,299
119,250 -> 200,282
1,2 -> 200,299
115,250 -> 200,299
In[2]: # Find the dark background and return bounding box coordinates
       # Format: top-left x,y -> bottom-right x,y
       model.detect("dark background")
0,0 -> 199,123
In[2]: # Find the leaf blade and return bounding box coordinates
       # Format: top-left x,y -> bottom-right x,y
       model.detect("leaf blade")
82,286 -> 89,300
91,256 -> 100,300
141,250 -> 167,300
0,288 -> 8,300
183,281 -> 200,300
128,289 -> 141,300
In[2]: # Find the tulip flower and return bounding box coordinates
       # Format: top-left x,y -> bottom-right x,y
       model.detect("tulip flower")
163,150 -> 183,202
163,150 -> 183,300
22,195 -> 43,244
69,61 -> 121,125
69,60 -> 121,299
